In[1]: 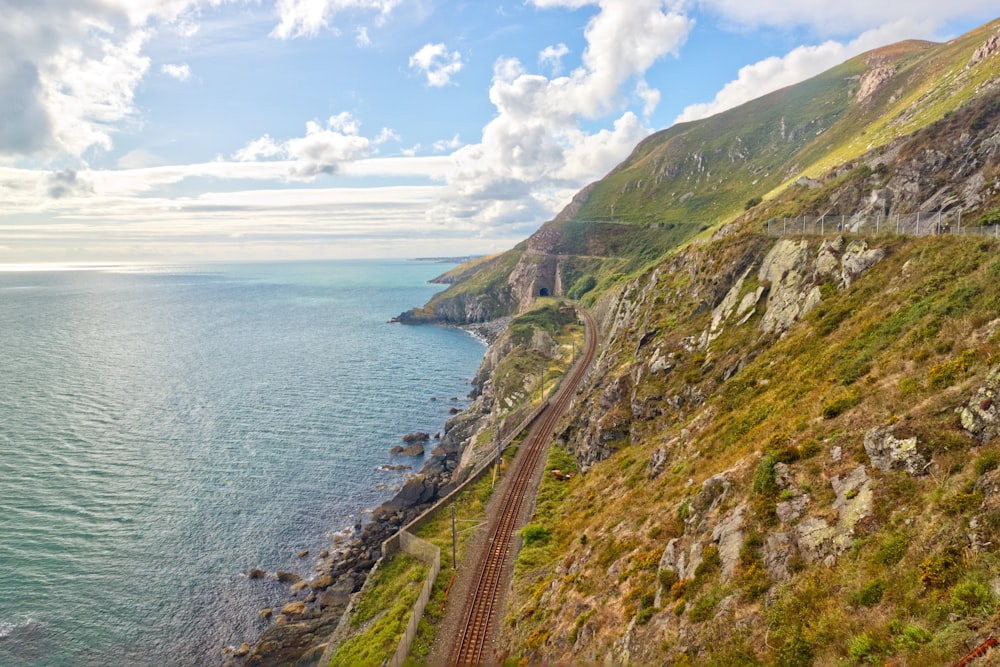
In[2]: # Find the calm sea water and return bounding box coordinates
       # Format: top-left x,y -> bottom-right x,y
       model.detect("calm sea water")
0,260 -> 485,666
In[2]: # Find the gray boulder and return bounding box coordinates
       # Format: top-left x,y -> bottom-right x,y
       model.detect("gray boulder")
863,425 -> 930,475
959,364 -> 1000,443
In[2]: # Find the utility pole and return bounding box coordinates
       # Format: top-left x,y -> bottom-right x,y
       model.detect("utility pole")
451,504 -> 457,569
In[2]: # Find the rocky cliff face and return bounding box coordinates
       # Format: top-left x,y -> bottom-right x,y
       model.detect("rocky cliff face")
502,219 -> 1000,664
559,233 -> 887,473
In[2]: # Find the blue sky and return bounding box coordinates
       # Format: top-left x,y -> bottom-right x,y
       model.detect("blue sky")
1,0 -> 997,265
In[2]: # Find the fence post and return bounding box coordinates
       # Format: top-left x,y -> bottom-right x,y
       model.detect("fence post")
876,214 -> 880,235
916,211 -> 920,236
783,218 -> 786,235
958,210 -> 962,235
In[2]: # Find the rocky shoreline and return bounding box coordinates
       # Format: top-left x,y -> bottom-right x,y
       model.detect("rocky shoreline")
228,334 -> 497,667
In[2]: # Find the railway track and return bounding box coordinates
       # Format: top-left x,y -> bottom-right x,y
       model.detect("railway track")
451,307 -> 597,666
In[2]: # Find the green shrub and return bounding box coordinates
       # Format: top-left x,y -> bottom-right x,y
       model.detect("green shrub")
776,627 -> 813,667
942,484 -> 985,515
753,454 -> 779,497
659,568 -> 680,591
894,623 -> 931,652
737,562 -> 771,600
978,207 -> 1000,226
568,274 -> 598,300
950,580 -> 994,616
848,632 -> 879,662
974,449 -> 1000,477
821,390 -> 861,419
919,545 -> 963,588
694,545 -> 721,580
849,580 -> 884,607
688,593 -> 719,623
928,350 -> 976,390
520,524 -> 551,546
798,438 -> 821,459
635,604 -> 655,625
873,533 -> 909,566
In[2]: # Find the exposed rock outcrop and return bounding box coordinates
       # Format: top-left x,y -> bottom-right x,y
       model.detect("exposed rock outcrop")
864,425 -> 931,475
757,237 -> 885,334
959,363 -> 1000,443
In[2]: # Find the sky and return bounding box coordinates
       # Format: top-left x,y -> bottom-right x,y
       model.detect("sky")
1,1 -> 998,265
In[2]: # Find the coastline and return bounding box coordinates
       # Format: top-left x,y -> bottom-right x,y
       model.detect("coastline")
230,318 -> 507,667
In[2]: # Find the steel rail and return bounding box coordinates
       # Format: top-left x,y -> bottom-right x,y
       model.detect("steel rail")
452,307 -> 597,666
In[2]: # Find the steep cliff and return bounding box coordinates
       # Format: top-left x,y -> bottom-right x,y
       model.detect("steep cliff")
488,22 -> 1000,663
485,19 -> 1000,666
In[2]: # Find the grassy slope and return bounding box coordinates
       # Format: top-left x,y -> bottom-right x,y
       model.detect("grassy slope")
504,229 -> 1000,665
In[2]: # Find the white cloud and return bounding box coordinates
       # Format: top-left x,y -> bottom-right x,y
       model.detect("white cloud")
161,63 -> 191,81
432,134 -> 462,153
233,134 -> 285,162
409,43 -> 464,87
430,0 -> 692,229
355,26 -> 371,46
117,148 -> 170,169
675,19 -> 937,123
0,0 -> 207,159
634,79 -> 660,118
373,127 -> 401,145
539,43 -> 570,74
286,119 -> 369,178
271,0 -> 402,39
233,113 -> 370,179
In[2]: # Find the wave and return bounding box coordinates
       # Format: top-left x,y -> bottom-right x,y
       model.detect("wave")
0,617 -> 42,641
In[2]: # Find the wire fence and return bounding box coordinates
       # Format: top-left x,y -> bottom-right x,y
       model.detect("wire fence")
766,212 -> 1000,239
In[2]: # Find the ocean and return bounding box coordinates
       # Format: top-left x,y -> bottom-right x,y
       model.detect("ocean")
0,260 -> 485,666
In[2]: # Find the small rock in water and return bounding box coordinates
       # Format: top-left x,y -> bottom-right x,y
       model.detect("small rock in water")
319,549 -> 329,558
247,568 -> 266,579
276,571 -> 301,583
290,581 -> 308,592
259,608 -> 273,619
234,642 -> 250,657
297,549 -> 309,558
